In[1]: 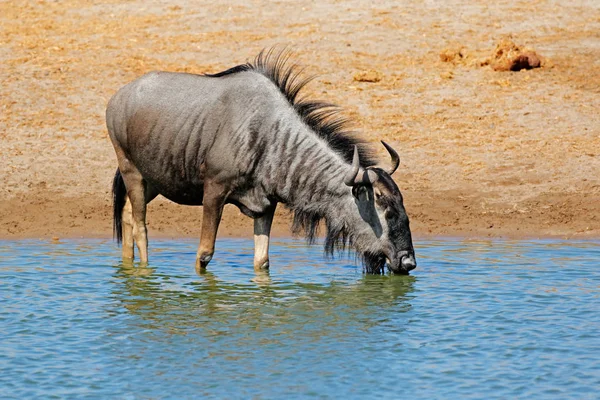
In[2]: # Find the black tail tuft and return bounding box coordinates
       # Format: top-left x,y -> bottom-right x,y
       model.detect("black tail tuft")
112,168 -> 127,244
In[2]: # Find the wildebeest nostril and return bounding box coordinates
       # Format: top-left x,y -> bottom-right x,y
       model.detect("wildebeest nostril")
401,254 -> 417,271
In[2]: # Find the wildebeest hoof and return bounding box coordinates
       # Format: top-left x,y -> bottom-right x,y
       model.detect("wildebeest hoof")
254,260 -> 270,270
200,254 -> 213,263
121,256 -> 134,266
195,254 -> 213,273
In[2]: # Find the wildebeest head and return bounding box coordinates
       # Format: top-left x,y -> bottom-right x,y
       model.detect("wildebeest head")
345,142 -> 416,275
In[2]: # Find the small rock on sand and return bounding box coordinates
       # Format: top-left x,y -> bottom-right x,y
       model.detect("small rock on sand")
508,52 -> 541,71
353,70 -> 383,83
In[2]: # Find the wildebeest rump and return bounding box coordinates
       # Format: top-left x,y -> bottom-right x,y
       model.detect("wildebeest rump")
107,49 -> 416,274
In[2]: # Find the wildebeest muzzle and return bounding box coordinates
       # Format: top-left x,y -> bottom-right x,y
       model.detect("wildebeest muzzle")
388,251 -> 417,275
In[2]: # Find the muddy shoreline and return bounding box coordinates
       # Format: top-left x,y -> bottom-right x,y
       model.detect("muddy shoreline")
2,189 -> 598,240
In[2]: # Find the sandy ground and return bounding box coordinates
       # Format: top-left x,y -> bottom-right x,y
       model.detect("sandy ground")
1,0 -> 599,241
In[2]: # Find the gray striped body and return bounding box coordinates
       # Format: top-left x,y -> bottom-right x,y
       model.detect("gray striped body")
107,70 -> 350,217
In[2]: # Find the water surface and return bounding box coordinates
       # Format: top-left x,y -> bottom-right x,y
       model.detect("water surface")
1,239 -> 599,399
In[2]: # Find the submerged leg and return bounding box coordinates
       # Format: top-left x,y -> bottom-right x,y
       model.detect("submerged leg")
196,180 -> 227,273
121,197 -> 134,261
118,159 -> 158,265
254,204 -> 276,271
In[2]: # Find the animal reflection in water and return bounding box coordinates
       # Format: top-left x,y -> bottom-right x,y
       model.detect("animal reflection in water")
107,49 -> 416,275
113,262 -> 416,333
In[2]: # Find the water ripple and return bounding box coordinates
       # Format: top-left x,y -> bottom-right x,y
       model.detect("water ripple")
0,238 -> 599,399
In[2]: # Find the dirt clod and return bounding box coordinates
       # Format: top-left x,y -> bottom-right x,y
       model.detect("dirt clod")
353,70 -> 383,83
440,46 -> 467,64
484,38 -> 543,71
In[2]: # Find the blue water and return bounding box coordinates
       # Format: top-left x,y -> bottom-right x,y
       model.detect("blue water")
0,239 -> 599,399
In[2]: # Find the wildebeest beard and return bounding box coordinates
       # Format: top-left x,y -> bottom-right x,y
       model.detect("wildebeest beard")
292,205 -> 389,274
362,252 -> 388,274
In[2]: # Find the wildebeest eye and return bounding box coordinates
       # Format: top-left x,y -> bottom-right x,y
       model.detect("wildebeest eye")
352,186 -> 364,199
385,209 -> 398,221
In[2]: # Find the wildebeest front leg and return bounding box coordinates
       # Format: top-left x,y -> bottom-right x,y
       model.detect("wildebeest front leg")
196,181 -> 227,273
254,204 -> 276,270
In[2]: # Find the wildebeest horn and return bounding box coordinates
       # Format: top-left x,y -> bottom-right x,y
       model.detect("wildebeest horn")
345,146 -> 378,186
344,146 -> 361,186
381,141 -> 400,175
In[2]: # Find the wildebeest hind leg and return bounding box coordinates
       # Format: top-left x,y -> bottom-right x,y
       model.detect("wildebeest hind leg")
196,180 -> 228,273
119,168 -> 153,264
121,197 -> 134,261
121,183 -> 158,262
254,203 -> 277,271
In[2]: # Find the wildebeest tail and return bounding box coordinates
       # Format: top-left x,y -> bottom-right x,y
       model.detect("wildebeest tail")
112,168 -> 126,244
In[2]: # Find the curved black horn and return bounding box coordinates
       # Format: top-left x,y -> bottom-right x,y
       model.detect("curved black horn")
381,141 -> 400,175
344,146 -> 361,186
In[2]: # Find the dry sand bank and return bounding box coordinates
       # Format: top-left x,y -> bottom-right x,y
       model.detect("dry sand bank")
1,0 -> 599,240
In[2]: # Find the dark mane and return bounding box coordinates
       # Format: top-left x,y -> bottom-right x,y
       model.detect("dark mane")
207,49 -> 379,262
206,48 -> 377,166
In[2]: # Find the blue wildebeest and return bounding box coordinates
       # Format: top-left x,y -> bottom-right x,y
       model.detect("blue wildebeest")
107,49 -> 416,274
